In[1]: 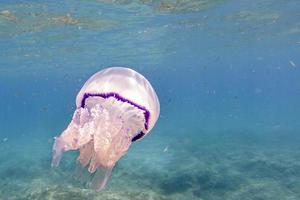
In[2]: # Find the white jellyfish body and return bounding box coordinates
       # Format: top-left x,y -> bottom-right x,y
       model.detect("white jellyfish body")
51,67 -> 160,191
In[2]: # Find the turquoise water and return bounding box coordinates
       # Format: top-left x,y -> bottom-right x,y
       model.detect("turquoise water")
1,0 -> 300,199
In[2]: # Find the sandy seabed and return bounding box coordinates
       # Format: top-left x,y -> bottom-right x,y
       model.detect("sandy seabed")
0,129 -> 300,200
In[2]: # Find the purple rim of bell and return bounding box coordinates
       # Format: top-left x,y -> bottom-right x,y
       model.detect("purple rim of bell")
80,92 -> 150,131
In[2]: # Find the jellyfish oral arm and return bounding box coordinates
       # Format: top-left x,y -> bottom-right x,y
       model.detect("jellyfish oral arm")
51,124 -> 79,167
51,107 -> 91,167
51,96 -> 145,190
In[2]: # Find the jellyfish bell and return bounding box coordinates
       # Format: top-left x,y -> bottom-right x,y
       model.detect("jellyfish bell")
51,67 -> 160,191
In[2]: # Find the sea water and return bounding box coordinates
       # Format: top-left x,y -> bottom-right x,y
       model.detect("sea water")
0,0 -> 300,199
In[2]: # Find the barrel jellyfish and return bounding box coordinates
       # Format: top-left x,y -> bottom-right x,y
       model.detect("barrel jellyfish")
51,67 -> 160,191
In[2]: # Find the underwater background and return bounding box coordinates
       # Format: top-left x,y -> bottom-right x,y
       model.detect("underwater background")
1,0 -> 300,199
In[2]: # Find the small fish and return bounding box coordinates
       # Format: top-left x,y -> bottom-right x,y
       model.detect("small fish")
289,60 -> 296,67
2,138 -> 8,142
163,145 -> 169,152
40,107 -> 48,112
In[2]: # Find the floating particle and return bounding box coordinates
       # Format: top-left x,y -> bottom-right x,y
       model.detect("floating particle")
289,60 -> 296,67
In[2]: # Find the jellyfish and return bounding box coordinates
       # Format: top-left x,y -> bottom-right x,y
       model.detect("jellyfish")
51,67 -> 160,191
